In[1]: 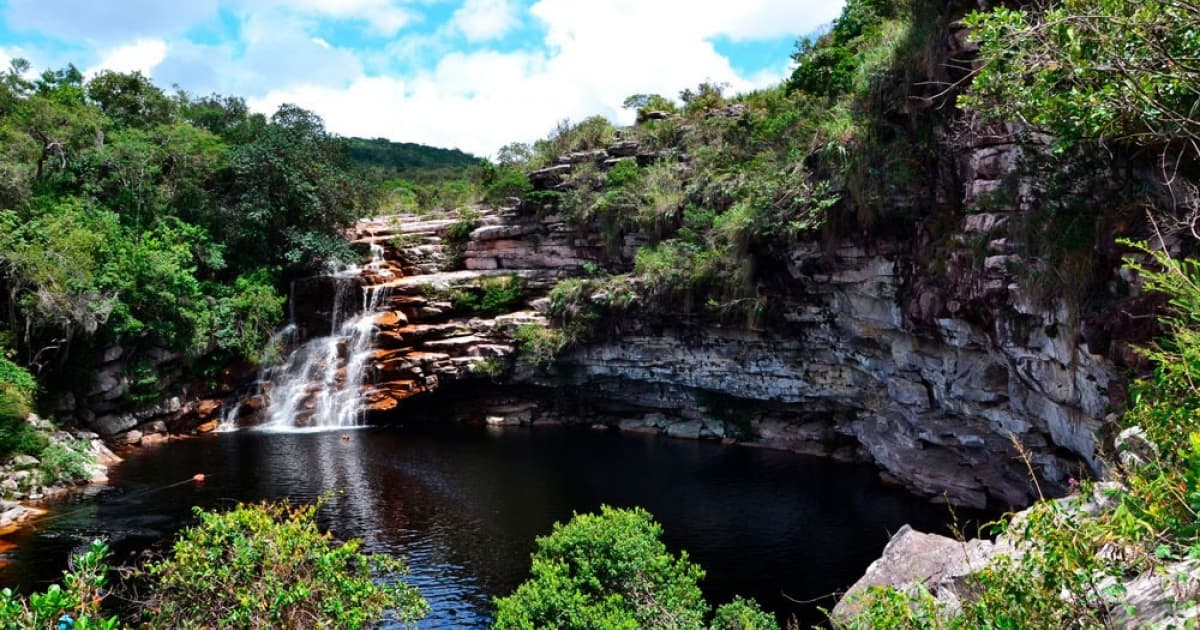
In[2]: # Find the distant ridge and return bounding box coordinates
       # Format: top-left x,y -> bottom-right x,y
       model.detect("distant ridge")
348,137 -> 478,173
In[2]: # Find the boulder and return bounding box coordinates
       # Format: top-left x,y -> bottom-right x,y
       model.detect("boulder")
92,414 -> 137,437
8,455 -> 38,469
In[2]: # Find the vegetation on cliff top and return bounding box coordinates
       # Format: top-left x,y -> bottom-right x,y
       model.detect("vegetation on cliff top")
501,0 -> 953,361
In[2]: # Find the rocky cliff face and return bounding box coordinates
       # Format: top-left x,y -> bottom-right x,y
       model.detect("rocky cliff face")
326,124 -> 1137,510
71,119 -> 1146,510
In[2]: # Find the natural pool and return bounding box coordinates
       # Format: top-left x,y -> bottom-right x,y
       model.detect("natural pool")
0,422 -> 971,627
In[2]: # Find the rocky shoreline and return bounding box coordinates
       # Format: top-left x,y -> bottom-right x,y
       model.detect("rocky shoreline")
0,414 -> 119,536
833,482 -> 1200,628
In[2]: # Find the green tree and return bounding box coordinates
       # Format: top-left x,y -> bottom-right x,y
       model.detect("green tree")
493,506 -> 779,630
225,103 -> 367,272
86,70 -> 173,129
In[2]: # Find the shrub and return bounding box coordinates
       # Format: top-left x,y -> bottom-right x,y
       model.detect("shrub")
680,82 -> 728,114
443,208 -> 481,270
0,355 -> 41,459
449,275 -> 525,315
532,116 -> 617,166
480,159 -> 533,205
469,358 -> 504,380
37,440 -> 93,487
0,539 -> 119,629
493,506 -> 779,630
146,500 -> 428,629
492,505 -> 709,630
513,323 -> 574,368
479,275 -> 525,315
622,93 -> 677,122
711,597 -> 779,630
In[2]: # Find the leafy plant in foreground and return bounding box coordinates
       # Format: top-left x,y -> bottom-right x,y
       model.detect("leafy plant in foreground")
0,539 -> 119,630
145,500 -> 428,629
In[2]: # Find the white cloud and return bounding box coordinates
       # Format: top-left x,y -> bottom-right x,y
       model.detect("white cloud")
249,0 -> 841,155
88,39 -> 169,76
0,47 -> 23,66
234,0 -> 418,36
450,0 -> 520,42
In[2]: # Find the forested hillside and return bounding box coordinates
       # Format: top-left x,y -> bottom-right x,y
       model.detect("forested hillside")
347,137 -> 477,177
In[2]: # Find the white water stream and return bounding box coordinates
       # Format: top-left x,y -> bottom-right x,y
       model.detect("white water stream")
233,244 -> 393,432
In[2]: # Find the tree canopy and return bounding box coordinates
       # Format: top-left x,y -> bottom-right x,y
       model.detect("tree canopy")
0,59 -> 372,379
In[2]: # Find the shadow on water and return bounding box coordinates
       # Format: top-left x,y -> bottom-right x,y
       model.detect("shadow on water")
0,422 -> 987,628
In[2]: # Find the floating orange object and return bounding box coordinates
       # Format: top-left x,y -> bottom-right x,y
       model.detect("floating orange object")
192,473 -> 206,483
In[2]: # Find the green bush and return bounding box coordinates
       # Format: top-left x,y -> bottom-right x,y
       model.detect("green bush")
146,500 -> 428,629
0,539 -> 119,630
480,159 -> 533,205
513,324 -> 575,368
479,275 -> 525,315
531,116 -> 616,166
37,440 -> 93,487
449,275 -> 525,316
961,0 -> 1200,156
493,506 -> 778,630
492,505 -> 708,630
622,93 -> 677,123
711,597 -> 779,630
0,355 -> 41,459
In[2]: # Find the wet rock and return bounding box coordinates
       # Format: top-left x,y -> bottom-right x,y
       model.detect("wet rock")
194,399 -> 223,420
92,414 -> 137,437
116,430 -> 143,446
134,396 -> 182,420
101,345 -> 124,363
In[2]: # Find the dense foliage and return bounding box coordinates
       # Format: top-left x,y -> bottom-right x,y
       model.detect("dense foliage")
0,502 -> 427,629
348,137 -> 477,174
492,505 -> 778,630
0,60 -> 373,395
145,500 -> 428,629
0,353 -> 40,457
961,0 -> 1200,158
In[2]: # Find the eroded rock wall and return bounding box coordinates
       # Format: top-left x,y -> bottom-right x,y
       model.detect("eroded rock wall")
344,164 -> 1124,509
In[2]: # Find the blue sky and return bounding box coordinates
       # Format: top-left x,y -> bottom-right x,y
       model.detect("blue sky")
0,0 -> 844,155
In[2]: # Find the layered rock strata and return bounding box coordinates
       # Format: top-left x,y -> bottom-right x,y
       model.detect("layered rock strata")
324,185 -> 1119,509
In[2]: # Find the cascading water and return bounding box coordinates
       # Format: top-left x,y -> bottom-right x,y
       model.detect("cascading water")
251,243 -> 394,432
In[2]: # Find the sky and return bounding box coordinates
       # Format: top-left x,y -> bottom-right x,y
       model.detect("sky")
0,0 -> 844,156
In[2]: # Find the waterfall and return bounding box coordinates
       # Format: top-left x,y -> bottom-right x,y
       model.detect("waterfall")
251,243 -> 392,432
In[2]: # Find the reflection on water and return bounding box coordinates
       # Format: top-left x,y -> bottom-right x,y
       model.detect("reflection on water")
0,424 -> 967,628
